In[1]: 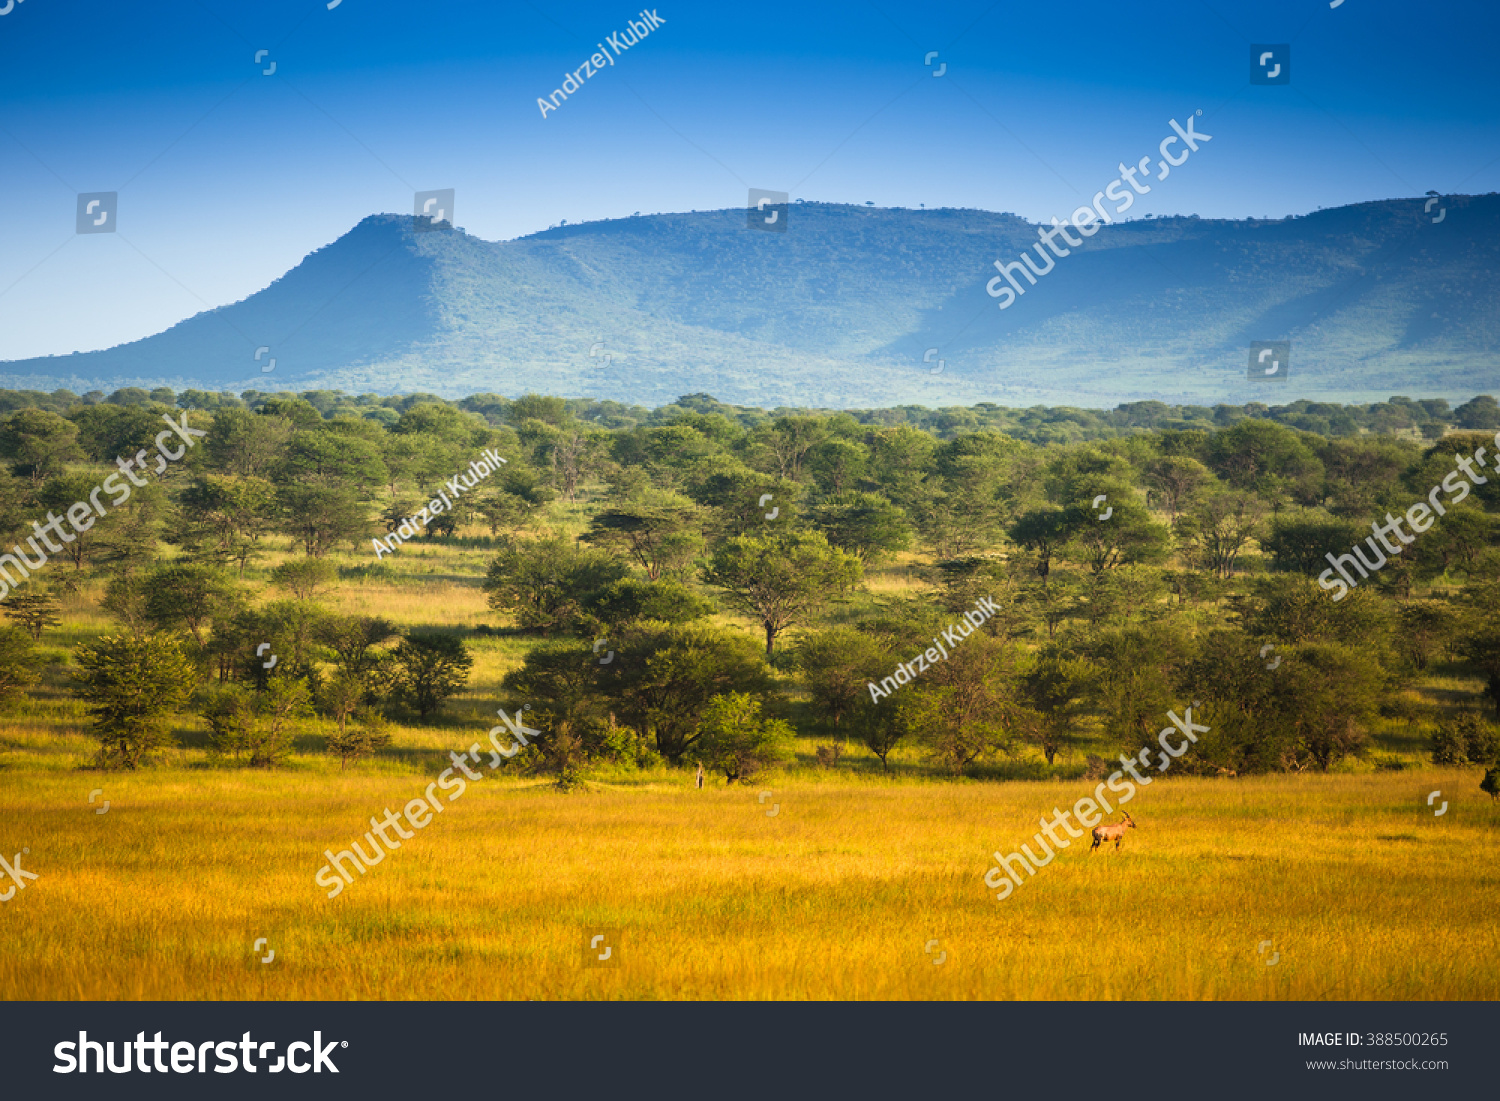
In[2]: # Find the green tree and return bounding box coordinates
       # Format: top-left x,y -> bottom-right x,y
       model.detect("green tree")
1017,647 -> 1093,765
484,533 -> 629,635
201,408 -> 294,478
36,473 -> 109,571
68,403 -> 164,463
74,633 -> 197,769
1457,625 -> 1500,719
143,563 -> 241,649
805,436 -> 869,495
793,627 -> 890,733
202,679 -> 313,766
100,575 -> 152,639
807,491 -> 913,564
847,695 -> 909,771
604,621 -> 771,762
1086,621 -> 1191,747
1431,712 -> 1498,766
1395,601 -> 1458,671
1064,500 -> 1170,576
326,708 -> 392,771
1142,455 -> 1213,520
752,416 -> 829,481
906,631 -> 1025,773
580,577 -> 716,631
1453,394 -> 1500,430
318,615 -> 401,685
1263,513 -> 1367,575
0,408 -> 81,485
0,624 -> 42,706
393,634 -> 473,719
863,424 -> 937,505
501,639 -> 611,789
1009,507 -> 1071,587
1245,575 -> 1392,649
1,590 -> 61,641
277,484 -> 374,558
1174,490 -> 1267,579
1182,631 -> 1381,773
703,531 -> 862,656
1206,419 -> 1323,500
696,692 -> 796,783
179,475 -> 277,572
580,492 -> 704,579
271,557 -> 338,601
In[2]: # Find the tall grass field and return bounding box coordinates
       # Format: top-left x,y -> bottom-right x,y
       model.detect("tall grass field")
3,762 -> 1496,1000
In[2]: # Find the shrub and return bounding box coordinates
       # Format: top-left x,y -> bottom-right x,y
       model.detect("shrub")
1431,711 -> 1499,766
75,634 -> 196,769
393,634 -> 473,719
0,624 -> 42,706
1,591 -> 61,641
202,679 -> 313,767
696,693 -> 796,783
326,709 -> 392,770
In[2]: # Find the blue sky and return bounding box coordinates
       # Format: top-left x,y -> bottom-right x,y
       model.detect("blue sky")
1,0 -> 1497,361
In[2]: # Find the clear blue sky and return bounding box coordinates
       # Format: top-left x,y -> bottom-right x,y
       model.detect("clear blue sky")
1,0 -> 1497,361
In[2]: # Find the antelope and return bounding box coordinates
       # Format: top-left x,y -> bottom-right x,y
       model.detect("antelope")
1090,813 -> 1135,854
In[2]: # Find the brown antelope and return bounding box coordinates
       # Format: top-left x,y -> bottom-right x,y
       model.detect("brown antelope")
1090,813 -> 1135,854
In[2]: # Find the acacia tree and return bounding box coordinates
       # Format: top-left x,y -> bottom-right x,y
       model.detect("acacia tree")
326,706 -> 392,771
37,474 -> 109,571
1175,490 -> 1267,579
143,563 -> 241,649
807,492 -> 913,564
846,695 -> 909,772
1008,507 -> 1071,587
1064,500 -> 1171,575
271,558 -> 337,601
1143,455 -> 1213,520
0,408 -> 80,485
907,632 -> 1026,773
75,634 -> 197,769
696,693 -> 796,783
793,627 -> 890,733
1086,622 -> 1191,747
1181,630 -> 1381,773
1262,513 -> 1367,575
604,622 -> 770,762
0,625 -> 42,706
1459,628 -> 1500,719
318,615 -> 400,685
752,416 -> 828,481
1,591 -> 61,641
1017,647 -> 1093,765
501,639 -> 608,787
277,484 -> 373,558
202,679 -> 313,767
580,493 -> 704,580
703,531 -> 862,656
484,533 -> 627,635
393,634 -> 473,719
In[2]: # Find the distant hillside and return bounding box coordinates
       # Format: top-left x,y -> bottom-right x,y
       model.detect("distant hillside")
3,196 -> 1497,409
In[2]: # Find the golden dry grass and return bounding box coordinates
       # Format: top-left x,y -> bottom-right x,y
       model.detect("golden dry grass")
2,767 -> 1496,1000
4,526 -> 1496,1001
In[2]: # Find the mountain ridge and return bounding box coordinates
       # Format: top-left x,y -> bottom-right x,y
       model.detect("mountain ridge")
3,196 -> 1496,408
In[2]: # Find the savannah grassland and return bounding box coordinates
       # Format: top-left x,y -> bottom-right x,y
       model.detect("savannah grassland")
1,534 -> 1497,1003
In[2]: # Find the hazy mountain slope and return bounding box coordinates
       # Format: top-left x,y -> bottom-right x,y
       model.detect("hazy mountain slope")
2,196 -> 1496,408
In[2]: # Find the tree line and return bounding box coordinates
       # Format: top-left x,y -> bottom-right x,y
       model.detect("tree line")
1,387 -> 1497,792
